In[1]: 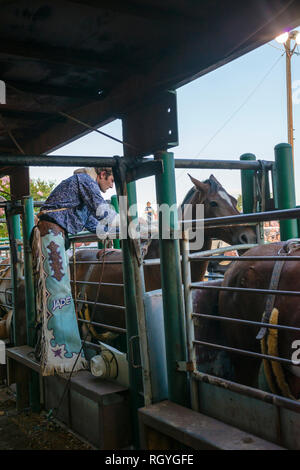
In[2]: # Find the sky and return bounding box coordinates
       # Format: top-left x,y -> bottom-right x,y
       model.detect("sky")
30,27 -> 300,214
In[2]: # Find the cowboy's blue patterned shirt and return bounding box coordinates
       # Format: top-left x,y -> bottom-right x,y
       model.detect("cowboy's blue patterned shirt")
40,173 -> 118,235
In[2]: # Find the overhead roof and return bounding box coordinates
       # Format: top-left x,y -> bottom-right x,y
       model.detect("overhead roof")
0,0 -> 300,158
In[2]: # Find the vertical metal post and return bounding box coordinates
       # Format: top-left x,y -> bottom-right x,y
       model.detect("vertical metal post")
154,150 -> 188,407
127,182 -> 152,405
111,194 -> 121,249
10,213 -> 22,345
22,196 -> 40,412
7,208 -> 29,410
274,143 -> 298,240
22,197 -> 35,346
114,178 -> 151,449
240,153 -> 256,214
181,232 -> 199,411
240,153 -> 264,244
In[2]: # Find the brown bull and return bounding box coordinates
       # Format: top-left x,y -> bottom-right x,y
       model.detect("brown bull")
218,242 -> 300,399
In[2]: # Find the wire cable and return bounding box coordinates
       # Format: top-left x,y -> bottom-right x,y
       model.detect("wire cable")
195,52 -> 285,157
175,51 -> 285,183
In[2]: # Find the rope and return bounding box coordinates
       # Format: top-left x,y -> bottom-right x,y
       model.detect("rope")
5,83 -> 137,152
261,307 -> 297,400
58,111 -> 137,151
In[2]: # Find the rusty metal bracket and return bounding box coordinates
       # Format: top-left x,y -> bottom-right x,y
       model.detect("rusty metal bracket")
5,200 -> 23,216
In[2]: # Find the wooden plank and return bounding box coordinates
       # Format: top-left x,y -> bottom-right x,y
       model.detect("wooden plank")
138,400 -> 285,450
69,370 -> 128,403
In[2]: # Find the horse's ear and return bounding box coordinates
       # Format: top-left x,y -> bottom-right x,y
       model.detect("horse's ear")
209,174 -> 221,186
188,174 -> 209,193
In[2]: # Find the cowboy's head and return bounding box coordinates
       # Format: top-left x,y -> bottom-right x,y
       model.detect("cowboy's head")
95,167 -> 114,193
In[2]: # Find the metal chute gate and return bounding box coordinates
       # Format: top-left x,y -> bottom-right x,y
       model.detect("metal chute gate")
1,144 -> 300,449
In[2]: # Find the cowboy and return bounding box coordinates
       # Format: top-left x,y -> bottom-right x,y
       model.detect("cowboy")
32,167 -> 119,376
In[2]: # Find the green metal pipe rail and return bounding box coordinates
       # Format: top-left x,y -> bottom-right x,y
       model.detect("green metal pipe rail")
0,153 -> 274,171
22,197 -> 40,412
274,143 -> 298,240
184,207 -> 300,228
240,153 -> 256,215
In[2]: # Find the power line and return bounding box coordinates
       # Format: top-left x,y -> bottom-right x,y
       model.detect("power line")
195,52 -> 285,157
175,50 -> 285,183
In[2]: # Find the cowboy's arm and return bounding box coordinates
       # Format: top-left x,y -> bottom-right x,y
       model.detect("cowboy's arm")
84,214 -> 99,233
77,174 -> 118,224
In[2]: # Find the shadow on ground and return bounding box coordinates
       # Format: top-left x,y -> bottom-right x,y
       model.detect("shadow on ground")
0,383 -> 93,450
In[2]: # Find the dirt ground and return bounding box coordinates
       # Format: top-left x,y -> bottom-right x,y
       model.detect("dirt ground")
0,382 -> 94,450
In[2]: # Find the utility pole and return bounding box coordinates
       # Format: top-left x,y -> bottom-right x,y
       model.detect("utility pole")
276,30 -> 300,168
285,38 -> 294,161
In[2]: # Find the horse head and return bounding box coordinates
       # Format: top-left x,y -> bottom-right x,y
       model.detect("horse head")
184,174 -> 257,246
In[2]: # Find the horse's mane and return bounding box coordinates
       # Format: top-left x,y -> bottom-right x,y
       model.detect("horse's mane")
180,187 -> 196,208
203,178 -> 223,194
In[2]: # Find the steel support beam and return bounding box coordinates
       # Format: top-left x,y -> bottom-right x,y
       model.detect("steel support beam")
0,38 -> 125,73
10,167 -> 30,199
6,80 -> 103,99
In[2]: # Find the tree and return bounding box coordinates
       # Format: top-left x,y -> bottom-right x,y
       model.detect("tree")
0,177 -> 56,239
29,178 -> 56,202
237,194 -> 243,212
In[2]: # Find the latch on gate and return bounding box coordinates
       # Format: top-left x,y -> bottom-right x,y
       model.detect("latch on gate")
128,335 -> 142,369
176,361 -> 194,372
